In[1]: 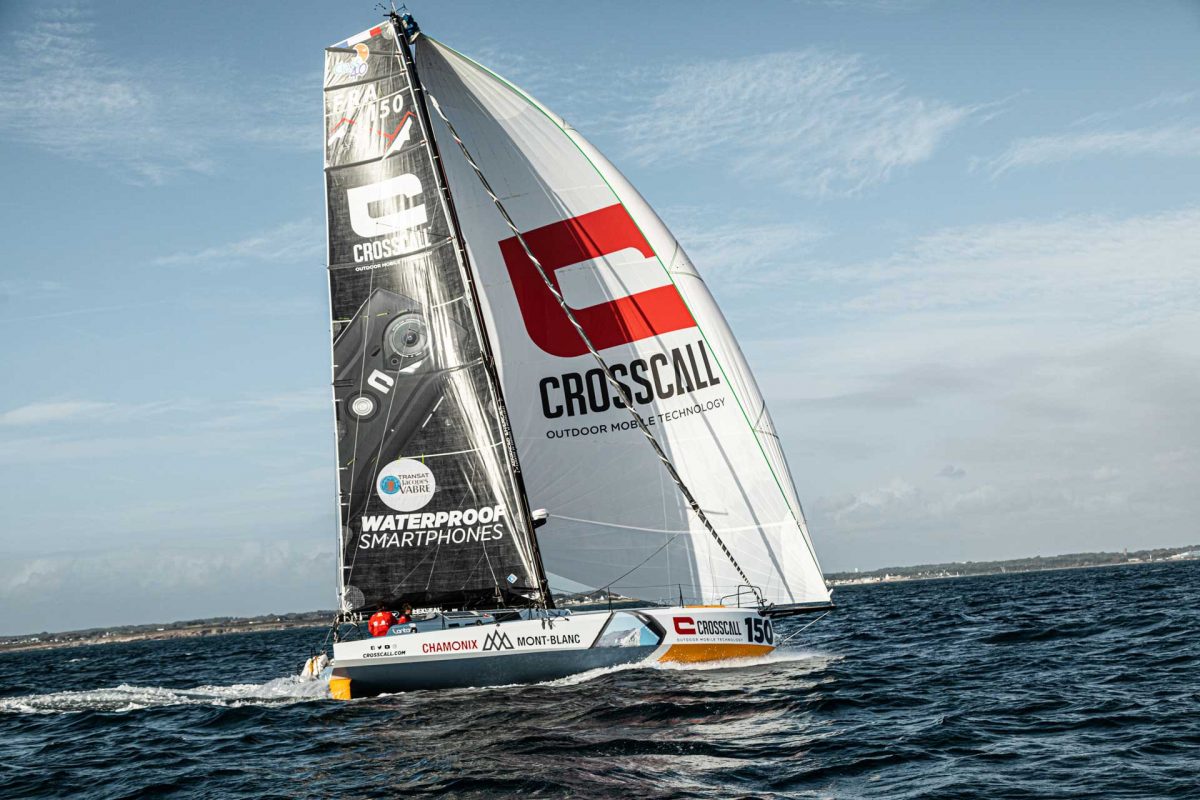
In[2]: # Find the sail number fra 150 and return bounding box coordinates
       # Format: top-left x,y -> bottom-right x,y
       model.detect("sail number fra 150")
743,617 -> 774,644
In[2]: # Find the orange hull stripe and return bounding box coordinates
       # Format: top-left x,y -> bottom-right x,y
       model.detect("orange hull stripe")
658,643 -> 775,663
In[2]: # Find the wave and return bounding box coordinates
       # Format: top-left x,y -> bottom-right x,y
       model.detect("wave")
3,561 -> 1196,799
0,675 -> 330,715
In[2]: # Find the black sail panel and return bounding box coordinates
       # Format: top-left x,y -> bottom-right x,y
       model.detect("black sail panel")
324,23 -> 540,612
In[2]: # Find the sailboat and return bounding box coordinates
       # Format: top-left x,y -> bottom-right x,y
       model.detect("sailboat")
317,11 -> 833,700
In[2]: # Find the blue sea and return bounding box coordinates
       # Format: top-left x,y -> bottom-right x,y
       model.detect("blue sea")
2,560 -> 1196,798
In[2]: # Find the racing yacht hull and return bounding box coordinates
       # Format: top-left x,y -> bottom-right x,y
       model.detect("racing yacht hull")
328,606 -> 776,699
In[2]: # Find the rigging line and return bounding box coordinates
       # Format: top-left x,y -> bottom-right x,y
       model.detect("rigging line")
480,544 -> 501,595
548,534 -> 683,604
394,21 -> 552,609
777,611 -> 830,646
384,547 -> 439,598
551,513 -> 787,534
557,582 -> 691,591
602,534 -> 682,595
390,439 -> 507,462
424,93 -> 763,609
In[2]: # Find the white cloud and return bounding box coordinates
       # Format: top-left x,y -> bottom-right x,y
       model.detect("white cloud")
820,478 -> 918,527
802,0 -> 934,10
0,388 -> 335,632
0,542 -> 332,634
663,207 -> 825,291
985,125 -> 1200,175
619,50 -> 973,197
1069,91 -> 1196,128
0,389 -> 326,461
827,207 -> 1200,320
242,388 -> 329,414
0,5 -> 317,184
0,400 -> 114,426
0,279 -> 62,303
748,206 -> 1200,570
153,220 -> 324,267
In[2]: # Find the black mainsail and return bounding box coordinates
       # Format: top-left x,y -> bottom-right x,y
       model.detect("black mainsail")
323,20 -> 545,612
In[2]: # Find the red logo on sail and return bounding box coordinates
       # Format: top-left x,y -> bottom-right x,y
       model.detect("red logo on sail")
499,204 -> 696,357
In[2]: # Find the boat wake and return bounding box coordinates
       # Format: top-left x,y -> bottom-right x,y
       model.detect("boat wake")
3,649 -> 832,712
0,675 -> 330,715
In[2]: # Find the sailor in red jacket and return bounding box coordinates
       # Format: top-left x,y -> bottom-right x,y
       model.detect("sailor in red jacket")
368,605 -> 415,636
368,609 -> 397,637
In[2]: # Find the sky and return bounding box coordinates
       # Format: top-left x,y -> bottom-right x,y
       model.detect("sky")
1,0 -> 1198,633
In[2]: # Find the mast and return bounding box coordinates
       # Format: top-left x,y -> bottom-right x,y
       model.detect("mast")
390,12 -> 554,609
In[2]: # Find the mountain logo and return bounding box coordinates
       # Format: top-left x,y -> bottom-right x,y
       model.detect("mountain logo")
482,629 -> 514,652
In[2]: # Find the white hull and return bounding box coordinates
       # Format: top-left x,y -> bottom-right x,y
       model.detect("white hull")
329,606 -> 777,698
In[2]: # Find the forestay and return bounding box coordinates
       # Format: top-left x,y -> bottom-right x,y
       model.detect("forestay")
414,38 -> 830,607
323,24 -> 542,612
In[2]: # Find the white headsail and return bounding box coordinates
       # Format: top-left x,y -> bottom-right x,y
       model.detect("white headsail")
412,39 -> 829,609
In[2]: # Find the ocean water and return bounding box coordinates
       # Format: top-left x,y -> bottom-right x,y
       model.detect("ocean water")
1,560 -> 1196,799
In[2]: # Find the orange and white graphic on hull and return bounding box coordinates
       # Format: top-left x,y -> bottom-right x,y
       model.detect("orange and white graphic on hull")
658,642 -> 775,663
642,607 -> 777,664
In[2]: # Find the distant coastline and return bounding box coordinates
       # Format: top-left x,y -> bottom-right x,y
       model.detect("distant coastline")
0,600 -> 643,654
826,544 -> 1199,587
0,611 -> 333,654
3,546 -> 1196,653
